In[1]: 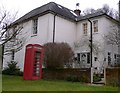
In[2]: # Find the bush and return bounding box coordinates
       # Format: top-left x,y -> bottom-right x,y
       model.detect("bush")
66,75 -> 89,82
43,42 -> 74,69
93,74 -> 101,82
2,61 -> 23,76
80,75 -> 89,83
66,75 -> 79,82
107,77 -> 120,87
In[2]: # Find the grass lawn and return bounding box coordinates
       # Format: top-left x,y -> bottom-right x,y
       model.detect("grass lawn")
2,75 -> 119,92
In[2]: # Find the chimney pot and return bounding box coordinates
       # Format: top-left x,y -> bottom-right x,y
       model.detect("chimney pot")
74,9 -> 81,16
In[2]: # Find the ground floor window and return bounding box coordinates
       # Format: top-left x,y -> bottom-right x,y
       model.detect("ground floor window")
108,52 -> 111,66
77,52 -> 90,64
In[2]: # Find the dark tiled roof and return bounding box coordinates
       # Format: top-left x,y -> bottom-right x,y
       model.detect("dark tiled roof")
77,11 -> 106,21
11,2 -> 117,26
12,2 -> 77,25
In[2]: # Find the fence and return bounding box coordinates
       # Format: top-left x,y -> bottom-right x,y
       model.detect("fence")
42,68 -> 91,83
105,67 -> 120,86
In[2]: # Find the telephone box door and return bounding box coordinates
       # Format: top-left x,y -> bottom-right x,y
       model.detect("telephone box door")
23,44 -> 43,80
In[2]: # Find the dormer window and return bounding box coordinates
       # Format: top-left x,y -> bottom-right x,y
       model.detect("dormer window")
33,18 -> 38,35
83,23 -> 88,35
93,20 -> 98,32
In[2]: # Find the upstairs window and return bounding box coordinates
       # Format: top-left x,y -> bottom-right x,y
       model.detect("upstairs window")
93,20 -> 98,32
33,18 -> 38,35
83,23 -> 88,35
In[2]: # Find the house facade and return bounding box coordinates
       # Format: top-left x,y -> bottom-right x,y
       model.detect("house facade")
3,2 -> 119,73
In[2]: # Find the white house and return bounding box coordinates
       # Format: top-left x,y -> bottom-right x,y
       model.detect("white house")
3,2 -> 119,73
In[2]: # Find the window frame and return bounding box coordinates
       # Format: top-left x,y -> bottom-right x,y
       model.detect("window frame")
83,23 -> 88,35
32,18 -> 38,35
93,20 -> 98,33
77,52 -> 90,64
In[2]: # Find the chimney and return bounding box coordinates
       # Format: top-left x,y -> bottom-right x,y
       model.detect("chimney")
74,9 -> 81,16
74,3 -> 81,16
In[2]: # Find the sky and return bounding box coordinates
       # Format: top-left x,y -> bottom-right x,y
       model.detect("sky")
0,0 -> 119,19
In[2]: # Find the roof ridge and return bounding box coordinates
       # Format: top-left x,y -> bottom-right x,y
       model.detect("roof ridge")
10,2 -> 117,27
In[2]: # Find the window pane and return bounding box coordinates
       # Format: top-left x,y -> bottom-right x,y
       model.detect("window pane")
77,53 -> 80,62
108,52 -> 111,65
87,53 -> 90,63
33,18 -> 38,34
83,23 -> 87,35
93,20 -> 98,32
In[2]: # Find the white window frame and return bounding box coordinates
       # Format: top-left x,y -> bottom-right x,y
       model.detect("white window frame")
83,23 -> 88,35
32,18 -> 38,35
93,20 -> 98,32
77,52 -> 90,64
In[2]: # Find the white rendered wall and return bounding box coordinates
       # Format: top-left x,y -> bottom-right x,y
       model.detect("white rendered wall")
3,13 -> 76,71
3,13 -> 119,71
75,16 -> 119,70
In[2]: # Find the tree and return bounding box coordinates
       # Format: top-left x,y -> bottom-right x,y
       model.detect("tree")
74,35 -> 105,70
83,8 -> 96,15
105,24 -> 120,65
74,36 -> 103,55
82,4 -> 119,20
0,7 -> 25,68
105,25 -> 120,46
43,42 -> 74,69
2,60 -> 22,75
102,4 -> 119,20
0,7 -> 24,51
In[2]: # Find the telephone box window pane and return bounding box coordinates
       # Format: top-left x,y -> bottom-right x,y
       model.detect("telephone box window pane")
33,52 -> 41,76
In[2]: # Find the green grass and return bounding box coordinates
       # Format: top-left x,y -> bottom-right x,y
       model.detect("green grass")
2,75 -> 119,91
0,74 -> 2,92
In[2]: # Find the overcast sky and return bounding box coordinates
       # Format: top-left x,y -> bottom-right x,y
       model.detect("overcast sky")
0,0 -> 119,19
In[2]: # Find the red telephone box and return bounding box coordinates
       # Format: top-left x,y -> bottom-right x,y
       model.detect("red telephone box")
23,44 -> 43,80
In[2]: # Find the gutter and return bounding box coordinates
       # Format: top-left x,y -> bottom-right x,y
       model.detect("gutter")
53,14 -> 57,43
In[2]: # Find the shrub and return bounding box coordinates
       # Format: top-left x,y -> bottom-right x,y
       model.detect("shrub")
80,75 -> 89,83
43,42 -> 74,69
66,75 -> 79,82
2,61 -> 22,76
66,75 -> 89,82
107,77 -> 120,87
93,74 -> 101,82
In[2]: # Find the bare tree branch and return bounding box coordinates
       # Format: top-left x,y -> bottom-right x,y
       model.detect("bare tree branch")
0,7 -> 26,62
105,25 -> 120,46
